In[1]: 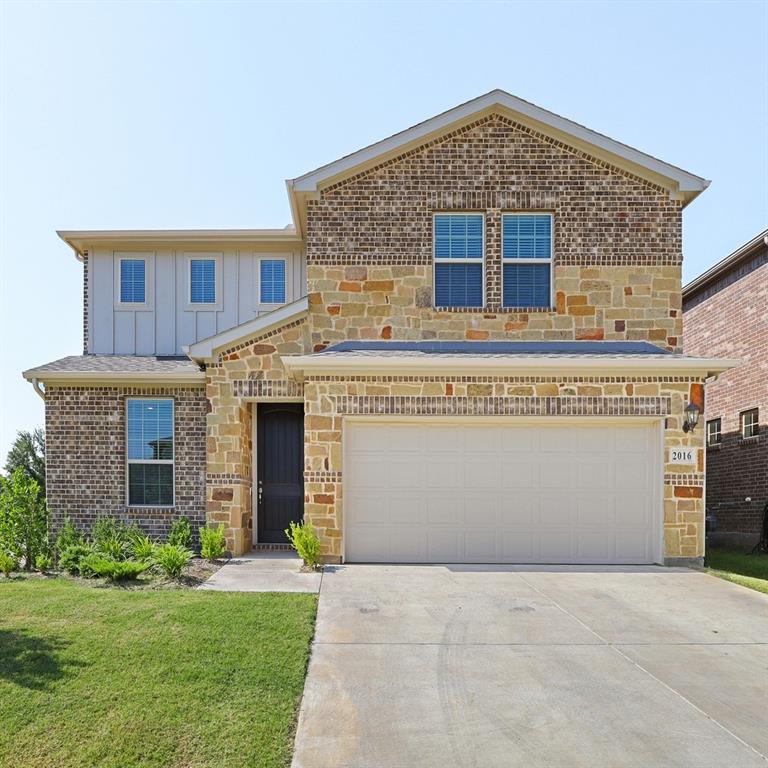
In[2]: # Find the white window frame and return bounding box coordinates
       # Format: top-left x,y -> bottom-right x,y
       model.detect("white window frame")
706,417 -> 722,447
114,252 -> 154,309
741,408 -> 759,440
125,397 -> 175,508
501,212 -> 554,310
184,253 -> 223,310
257,256 -> 289,308
432,212 -> 486,309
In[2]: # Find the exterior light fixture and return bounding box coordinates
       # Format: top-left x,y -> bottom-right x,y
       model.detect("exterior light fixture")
682,402 -> 700,433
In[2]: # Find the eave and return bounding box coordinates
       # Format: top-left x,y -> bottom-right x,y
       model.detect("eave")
21,370 -> 206,387
282,353 -> 740,383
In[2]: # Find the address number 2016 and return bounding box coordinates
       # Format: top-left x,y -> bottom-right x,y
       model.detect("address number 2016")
670,448 -> 696,464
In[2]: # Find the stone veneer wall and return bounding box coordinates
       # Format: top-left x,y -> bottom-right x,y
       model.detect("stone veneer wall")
305,114 -> 683,352
303,376 -> 706,564
205,318 -> 309,554
45,385 -> 206,539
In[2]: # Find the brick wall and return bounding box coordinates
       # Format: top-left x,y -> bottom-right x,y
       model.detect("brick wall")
45,385 -> 207,540
306,114 -> 683,352
684,249 -> 768,537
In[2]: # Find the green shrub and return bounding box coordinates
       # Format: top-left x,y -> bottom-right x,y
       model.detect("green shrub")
199,523 -> 226,561
0,551 -> 19,577
285,520 -> 322,570
86,556 -> 149,581
92,517 -> 129,559
0,469 -> 50,570
128,532 -> 156,562
55,517 -> 83,554
35,553 -> 53,572
59,543 -> 96,575
167,517 -> 193,549
153,543 -> 192,578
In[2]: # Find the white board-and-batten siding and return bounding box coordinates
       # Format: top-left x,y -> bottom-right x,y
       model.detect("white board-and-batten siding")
87,248 -> 306,355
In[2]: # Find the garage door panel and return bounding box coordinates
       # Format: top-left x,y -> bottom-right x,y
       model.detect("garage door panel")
345,421 -> 659,564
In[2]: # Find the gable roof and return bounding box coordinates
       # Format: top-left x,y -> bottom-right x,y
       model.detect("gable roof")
288,90 -> 709,208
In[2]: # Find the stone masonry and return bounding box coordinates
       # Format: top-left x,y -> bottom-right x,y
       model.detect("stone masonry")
45,385 -> 206,539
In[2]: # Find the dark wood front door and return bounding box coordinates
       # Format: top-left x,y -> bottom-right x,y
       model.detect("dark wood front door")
256,403 -> 304,544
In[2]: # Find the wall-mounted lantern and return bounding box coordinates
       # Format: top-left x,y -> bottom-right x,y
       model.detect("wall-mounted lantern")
682,402 -> 700,433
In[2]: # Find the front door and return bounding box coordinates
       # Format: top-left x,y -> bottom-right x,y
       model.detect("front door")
256,403 -> 304,543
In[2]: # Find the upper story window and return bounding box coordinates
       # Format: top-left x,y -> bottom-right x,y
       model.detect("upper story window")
706,418 -> 722,447
126,398 -> 174,507
260,259 -> 286,304
741,408 -> 759,439
119,258 -> 146,304
502,214 -> 552,308
433,213 -> 484,308
190,258 -> 216,304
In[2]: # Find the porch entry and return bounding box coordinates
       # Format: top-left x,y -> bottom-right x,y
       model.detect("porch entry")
256,403 -> 304,544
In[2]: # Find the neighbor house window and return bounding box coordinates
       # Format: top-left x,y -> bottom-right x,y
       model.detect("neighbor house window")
190,258 -> 216,304
741,408 -> 759,439
502,213 -> 552,308
706,418 -> 722,447
119,259 -> 146,303
260,259 -> 286,304
127,399 -> 174,506
433,213 -> 484,308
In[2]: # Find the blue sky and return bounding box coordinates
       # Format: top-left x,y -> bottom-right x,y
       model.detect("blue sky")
1,1 -> 766,464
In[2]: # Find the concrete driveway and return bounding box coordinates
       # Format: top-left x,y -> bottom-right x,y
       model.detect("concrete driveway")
292,565 -> 768,768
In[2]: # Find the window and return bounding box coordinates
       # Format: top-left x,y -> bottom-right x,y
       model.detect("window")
741,408 -> 759,439
119,259 -> 146,303
260,259 -> 286,304
127,399 -> 173,506
706,418 -> 722,447
190,258 -> 216,303
502,214 -> 552,308
433,213 -> 484,308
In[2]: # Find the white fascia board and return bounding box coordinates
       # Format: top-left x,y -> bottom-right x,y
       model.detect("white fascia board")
58,228 -> 303,258
281,353 -> 741,382
21,370 -> 205,386
290,90 -> 709,200
185,297 -> 309,363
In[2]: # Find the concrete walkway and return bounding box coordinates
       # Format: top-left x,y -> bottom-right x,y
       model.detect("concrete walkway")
198,552 -> 321,593
292,564 -> 768,768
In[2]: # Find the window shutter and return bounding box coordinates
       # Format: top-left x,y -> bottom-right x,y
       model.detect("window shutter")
120,259 -> 145,303
503,263 -> 551,308
502,214 -> 551,259
260,260 -> 286,303
435,263 -> 483,308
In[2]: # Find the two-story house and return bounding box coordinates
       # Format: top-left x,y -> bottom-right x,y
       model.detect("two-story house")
24,90 -> 736,566
683,229 -> 768,547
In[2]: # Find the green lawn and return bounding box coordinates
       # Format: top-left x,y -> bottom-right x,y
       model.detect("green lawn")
0,578 -> 317,768
705,546 -> 768,595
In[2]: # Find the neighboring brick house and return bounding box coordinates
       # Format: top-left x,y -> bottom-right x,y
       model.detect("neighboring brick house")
683,229 -> 768,546
24,90 -> 736,565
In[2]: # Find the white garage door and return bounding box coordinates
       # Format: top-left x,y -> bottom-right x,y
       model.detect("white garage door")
344,420 -> 661,564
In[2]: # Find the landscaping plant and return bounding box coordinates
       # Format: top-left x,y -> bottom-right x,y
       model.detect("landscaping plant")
0,551 -> 18,577
285,520 -> 322,570
168,517 -> 193,550
59,543 -> 97,576
199,523 -> 227,561
55,517 -> 83,555
85,555 -> 150,582
153,543 -> 192,578
0,469 -> 50,570
128,532 -> 156,562
92,517 -> 130,559
35,553 -> 53,572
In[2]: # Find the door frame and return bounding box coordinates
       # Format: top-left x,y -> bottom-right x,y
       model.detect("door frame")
341,415 -> 665,565
250,399 -> 304,545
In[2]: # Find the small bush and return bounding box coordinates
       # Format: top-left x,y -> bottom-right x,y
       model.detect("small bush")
35,553 -> 53,572
199,524 -> 227,561
285,520 -> 322,570
0,469 -> 49,571
86,556 -> 149,581
92,517 -> 129,559
0,551 -> 19,577
153,543 -> 192,579
55,517 -> 83,554
59,543 -> 96,575
168,517 -> 193,549
128,533 -> 156,562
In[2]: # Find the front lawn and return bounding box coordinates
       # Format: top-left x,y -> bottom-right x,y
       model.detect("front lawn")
705,546 -> 768,594
0,578 -> 317,768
